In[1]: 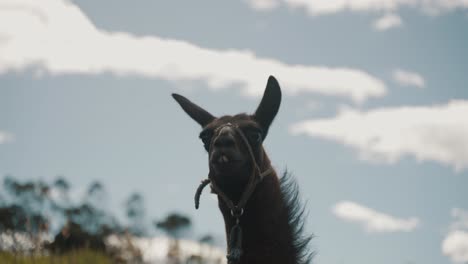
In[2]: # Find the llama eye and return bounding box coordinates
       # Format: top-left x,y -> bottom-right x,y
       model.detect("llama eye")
247,130 -> 262,143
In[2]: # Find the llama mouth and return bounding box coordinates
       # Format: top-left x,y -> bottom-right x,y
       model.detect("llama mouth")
212,154 -> 241,165
219,155 -> 229,163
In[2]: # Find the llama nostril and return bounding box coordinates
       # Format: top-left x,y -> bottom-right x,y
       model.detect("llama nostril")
213,135 -> 235,148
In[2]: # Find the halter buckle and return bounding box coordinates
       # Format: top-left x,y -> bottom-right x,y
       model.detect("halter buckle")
230,207 -> 244,218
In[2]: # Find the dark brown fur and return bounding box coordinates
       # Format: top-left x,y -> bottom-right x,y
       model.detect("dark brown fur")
173,76 -> 312,264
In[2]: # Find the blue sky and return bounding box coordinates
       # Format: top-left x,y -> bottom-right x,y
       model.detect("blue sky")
1,0 -> 468,263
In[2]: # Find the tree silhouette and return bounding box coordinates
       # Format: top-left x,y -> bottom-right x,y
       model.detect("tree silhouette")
125,192 -> 146,236
1,177 -> 52,252
0,175 -> 203,263
86,181 -> 106,208
199,234 -> 214,245
52,177 -> 71,209
198,234 -> 215,262
155,213 -> 192,264
0,204 -> 27,232
53,177 -> 70,191
155,213 -> 191,239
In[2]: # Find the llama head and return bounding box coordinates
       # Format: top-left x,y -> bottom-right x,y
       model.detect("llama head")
172,76 -> 282,200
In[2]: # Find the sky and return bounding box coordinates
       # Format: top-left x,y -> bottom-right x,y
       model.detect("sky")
1,0 -> 468,263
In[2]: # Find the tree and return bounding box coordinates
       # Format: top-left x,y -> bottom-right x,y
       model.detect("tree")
52,177 -> 70,208
0,205 -> 27,232
125,192 -> 146,236
155,213 -> 192,264
198,234 -> 215,261
86,181 -> 106,209
155,213 -> 191,239
2,177 -> 51,252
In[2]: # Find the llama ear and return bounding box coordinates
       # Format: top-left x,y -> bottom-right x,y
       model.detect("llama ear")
172,93 -> 215,127
254,76 -> 282,138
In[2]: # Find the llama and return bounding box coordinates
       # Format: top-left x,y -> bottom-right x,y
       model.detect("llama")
172,76 -> 312,264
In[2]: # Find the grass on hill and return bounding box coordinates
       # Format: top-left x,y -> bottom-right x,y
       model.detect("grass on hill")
0,249 -> 112,264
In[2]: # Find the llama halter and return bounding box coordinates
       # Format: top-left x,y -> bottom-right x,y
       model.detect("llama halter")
194,122 -> 273,264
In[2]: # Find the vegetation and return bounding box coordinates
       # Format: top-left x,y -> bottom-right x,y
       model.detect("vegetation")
0,175 -> 216,263
155,213 -> 193,263
0,249 -> 112,264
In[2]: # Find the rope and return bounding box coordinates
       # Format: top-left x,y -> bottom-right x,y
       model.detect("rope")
194,178 -> 211,209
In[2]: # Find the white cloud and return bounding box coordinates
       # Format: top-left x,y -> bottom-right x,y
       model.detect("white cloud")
393,69 -> 426,88
443,208 -> 468,263
443,231 -> 468,263
0,131 -> 14,144
332,201 -> 420,232
373,13 -> 403,31
245,0 -> 279,10
290,100 -> 468,171
247,0 -> 468,15
0,0 -> 386,103
107,236 -> 226,263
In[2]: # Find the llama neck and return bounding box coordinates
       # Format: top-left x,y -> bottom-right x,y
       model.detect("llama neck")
217,172 -> 299,264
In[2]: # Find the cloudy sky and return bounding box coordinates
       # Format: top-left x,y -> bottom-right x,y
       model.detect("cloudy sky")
1,0 -> 468,263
